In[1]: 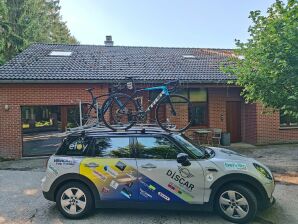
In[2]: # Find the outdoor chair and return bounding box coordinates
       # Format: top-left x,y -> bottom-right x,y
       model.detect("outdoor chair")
212,128 -> 222,146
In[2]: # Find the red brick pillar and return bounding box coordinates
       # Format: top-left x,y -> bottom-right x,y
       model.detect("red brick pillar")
61,106 -> 68,132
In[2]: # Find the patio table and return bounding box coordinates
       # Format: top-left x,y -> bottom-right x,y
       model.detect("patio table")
194,129 -> 212,145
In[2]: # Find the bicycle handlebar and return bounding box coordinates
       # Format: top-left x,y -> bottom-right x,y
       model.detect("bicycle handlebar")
164,80 -> 180,86
164,80 -> 180,92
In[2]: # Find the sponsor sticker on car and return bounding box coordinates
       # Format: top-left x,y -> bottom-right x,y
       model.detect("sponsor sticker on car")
158,192 -> 170,201
224,162 -> 247,171
103,165 -> 119,178
110,180 -> 119,189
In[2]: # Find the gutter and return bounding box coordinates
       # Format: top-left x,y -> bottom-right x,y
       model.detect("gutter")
0,79 -> 235,84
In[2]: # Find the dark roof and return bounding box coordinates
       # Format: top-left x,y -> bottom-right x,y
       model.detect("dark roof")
0,43 -> 235,83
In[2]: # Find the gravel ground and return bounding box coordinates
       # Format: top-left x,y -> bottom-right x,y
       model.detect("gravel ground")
0,143 -> 297,223
0,170 -> 297,224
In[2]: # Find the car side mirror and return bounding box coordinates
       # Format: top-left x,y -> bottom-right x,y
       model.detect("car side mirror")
177,153 -> 191,166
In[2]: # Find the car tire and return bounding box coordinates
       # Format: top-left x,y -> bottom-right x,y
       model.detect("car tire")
56,181 -> 94,219
215,184 -> 257,224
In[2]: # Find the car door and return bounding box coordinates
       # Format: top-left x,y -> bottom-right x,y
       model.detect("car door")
135,135 -> 205,204
80,136 -> 139,201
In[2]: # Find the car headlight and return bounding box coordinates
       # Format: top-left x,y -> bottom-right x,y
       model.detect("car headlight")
253,163 -> 272,180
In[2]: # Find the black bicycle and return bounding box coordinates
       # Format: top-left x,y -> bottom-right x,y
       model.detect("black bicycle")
101,77 -> 193,132
71,83 -> 126,127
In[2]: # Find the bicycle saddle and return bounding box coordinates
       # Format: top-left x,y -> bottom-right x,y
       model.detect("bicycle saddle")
85,88 -> 94,92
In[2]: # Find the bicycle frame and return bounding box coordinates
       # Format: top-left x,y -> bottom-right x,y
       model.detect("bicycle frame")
113,85 -> 171,116
141,85 -> 170,113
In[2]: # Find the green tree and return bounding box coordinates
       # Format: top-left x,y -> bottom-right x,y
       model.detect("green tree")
0,0 -> 78,65
0,0 -> 9,64
223,0 -> 298,118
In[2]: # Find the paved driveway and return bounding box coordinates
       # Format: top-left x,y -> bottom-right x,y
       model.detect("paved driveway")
22,131 -> 65,156
0,170 -> 297,224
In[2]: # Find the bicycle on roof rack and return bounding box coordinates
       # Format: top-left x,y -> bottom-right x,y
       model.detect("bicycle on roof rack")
101,77 -> 193,132
70,82 -> 127,128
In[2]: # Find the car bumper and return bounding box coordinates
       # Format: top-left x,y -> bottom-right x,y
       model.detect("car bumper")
43,190 -> 55,202
261,195 -> 275,210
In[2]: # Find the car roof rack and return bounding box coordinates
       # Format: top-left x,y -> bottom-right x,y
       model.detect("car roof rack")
65,123 -> 169,136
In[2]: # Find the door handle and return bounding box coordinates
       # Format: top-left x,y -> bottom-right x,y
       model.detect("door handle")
207,168 -> 218,172
141,163 -> 157,169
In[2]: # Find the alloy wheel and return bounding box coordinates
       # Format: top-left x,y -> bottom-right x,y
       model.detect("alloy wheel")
60,187 -> 87,215
219,190 -> 249,219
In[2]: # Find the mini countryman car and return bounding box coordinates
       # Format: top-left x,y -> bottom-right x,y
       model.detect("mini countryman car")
42,127 -> 275,224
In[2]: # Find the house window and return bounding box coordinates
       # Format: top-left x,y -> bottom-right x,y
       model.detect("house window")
188,89 -> 208,126
21,106 -> 60,132
149,88 -> 208,126
280,112 -> 298,127
172,88 -> 208,126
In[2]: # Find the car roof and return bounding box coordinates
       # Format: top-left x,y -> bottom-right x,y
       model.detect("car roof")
65,126 -> 177,138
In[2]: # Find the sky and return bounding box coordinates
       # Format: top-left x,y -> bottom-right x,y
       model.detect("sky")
59,0 -> 276,49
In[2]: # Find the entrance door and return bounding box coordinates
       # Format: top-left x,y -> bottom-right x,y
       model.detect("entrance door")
226,101 -> 241,142
135,136 -> 205,204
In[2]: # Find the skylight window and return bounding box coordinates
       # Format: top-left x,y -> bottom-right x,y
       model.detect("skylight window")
49,51 -> 72,56
182,55 -> 196,59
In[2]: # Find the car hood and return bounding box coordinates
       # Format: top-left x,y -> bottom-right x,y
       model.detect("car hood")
206,146 -> 252,161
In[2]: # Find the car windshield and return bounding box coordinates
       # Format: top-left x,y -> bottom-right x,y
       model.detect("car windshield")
172,134 -> 205,158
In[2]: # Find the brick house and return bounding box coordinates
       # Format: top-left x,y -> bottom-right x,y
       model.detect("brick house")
0,41 -> 297,159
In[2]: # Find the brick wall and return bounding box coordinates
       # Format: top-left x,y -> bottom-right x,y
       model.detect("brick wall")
208,87 -> 243,131
242,103 -> 257,144
0,83 -> 109,158
1,83 -> 297,159
255,104 -> 298,144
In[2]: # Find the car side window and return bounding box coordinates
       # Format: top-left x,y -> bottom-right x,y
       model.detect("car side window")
59,136 -> 91,156
136,136 -> 182,159
93,137 -> 133,158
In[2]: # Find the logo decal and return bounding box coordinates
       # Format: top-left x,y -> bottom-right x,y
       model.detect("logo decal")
48,164 -> 58,175
103,165 -> 119,177
110,180 -> 119,189
121,188 -> 132,199
167,182 -> 193,201
101,187 -> 110,193
92,170 -> 107,181
140,180 -> 156,191
115,161 -> 127,171
178,166 -> 194,178
140,188 -> 152,199
206,173 -> 214,182
84,162 -> 99,168
166,169 -> 195,191
148,184 -> 156,191
158,192 -> 170,201
224,162 -> 247,171
54,158 -> 76,168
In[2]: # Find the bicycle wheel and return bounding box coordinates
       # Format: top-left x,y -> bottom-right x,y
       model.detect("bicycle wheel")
156,94 -> 193,132
69,103 -> 97,127
101,93 -> 138,131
